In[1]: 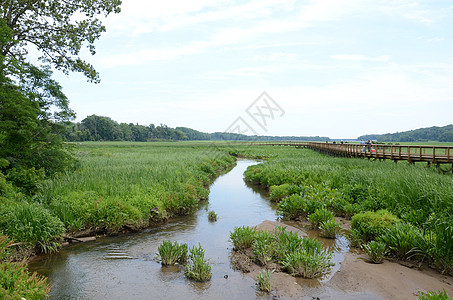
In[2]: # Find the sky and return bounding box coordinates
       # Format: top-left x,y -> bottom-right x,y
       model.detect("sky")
52,0 -> 453,139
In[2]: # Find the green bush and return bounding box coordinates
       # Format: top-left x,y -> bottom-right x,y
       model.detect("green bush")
5,167 -> 44,196
230,226 -> 256,251
351,210 -> 399,243
272,227 -> 304,260
157,240 -> 188,265
184,244 -> 212,281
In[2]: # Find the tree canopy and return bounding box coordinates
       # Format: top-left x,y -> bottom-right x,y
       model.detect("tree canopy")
1,0 -> 121,82
1,1 -> 122,194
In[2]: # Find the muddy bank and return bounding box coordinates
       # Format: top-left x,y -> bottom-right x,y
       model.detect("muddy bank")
236,220 -> 453,300
327,251 -> 453,300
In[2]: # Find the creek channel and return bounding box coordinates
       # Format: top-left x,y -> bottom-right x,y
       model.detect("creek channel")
29,159 -> 349,299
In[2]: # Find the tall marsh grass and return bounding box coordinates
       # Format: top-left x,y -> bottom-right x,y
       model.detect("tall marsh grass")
36,142 -> 235,235
241,145 -> 453,274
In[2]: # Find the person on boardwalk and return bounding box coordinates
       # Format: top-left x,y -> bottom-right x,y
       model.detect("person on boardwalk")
366,140 -> 372,152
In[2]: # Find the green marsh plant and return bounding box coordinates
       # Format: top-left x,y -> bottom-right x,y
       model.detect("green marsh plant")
157,240 -> 188,265
418,289 -> 452,300
184,244 -> 212,281
207,210 -> 218,222
363,240 -> 387,264
256,270 -> 273,292
307,208 -> 334,229
252,231 -> 275,266
230,226 -> 256,251
319,219 -> 340,239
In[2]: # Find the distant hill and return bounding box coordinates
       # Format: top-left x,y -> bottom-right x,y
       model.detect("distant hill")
177,127 -> 329,142
358,125 -> 453,142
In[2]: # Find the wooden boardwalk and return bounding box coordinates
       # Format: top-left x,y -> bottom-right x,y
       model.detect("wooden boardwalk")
253,142 -> 453,173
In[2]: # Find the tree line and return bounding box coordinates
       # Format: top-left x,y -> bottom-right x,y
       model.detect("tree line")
62,115 -> 188,142
358,125 -> 453,143
61,115 -> 330,142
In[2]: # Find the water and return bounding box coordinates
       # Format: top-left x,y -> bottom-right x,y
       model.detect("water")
29,159 -> 351,299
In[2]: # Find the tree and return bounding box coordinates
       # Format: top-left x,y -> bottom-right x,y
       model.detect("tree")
0,1 -> 121,193
1,0 -> 122,82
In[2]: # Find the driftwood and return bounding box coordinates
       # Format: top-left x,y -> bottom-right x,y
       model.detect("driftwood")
63,235 -> 96,243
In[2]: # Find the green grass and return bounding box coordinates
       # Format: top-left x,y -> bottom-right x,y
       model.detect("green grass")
35,142 -> 235,235
240,145 -> 453,274
230,226 -> 334,279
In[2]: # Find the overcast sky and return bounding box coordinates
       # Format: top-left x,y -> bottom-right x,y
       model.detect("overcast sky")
53,0 -> 453,139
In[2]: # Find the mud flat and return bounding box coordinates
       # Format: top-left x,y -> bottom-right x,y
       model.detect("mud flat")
235,220 -> 453,300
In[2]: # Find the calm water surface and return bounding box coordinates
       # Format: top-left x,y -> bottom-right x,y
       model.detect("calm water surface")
29,159 -> 355,299
30,160 -> 280,299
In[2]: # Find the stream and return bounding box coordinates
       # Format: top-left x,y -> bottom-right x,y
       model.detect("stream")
29,159 -> 348,299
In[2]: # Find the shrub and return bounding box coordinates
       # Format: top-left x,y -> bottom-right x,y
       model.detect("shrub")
230,226 -> 256,251
256,270 -> 273,292
319,219 -> 340,239
184,244 -> 212,281
350,210 -> 399,242
207,210 -> 217,222
5,167 -> 44,196
157,240 -> 188,265
363,241 -> 387,264
308,208 -> 334,229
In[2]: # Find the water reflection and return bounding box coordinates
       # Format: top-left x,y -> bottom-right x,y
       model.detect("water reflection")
28,159 -> 350,299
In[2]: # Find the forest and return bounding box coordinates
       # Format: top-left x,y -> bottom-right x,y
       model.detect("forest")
359,124 -> 453,142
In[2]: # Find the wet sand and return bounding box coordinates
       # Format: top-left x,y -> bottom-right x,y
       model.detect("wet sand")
242,220 -> 453,300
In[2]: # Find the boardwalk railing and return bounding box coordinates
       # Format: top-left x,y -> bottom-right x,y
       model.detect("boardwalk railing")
306,142 -> 452,164
253,142 -> 453,172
